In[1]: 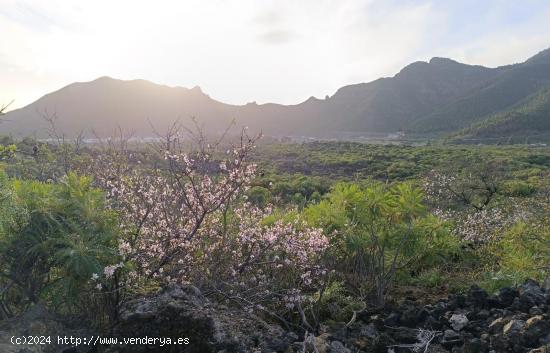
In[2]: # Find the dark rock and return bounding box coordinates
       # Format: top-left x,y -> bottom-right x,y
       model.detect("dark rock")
521,315 -> 550,346
504,308 -> 515,317
503,319 -> 525,336
426,315 -> 443,330
432,302 -> 448,318
527,344 -> 550,353
468,286 -> 488,308
490,334 -> 510,352
448,294 -> 467,310
384,312 -> 401,326
530,307 -> 545,316
61,349 -> 77,353
489,307 -> 504,317
511,297 -> 523,311
417,308 -> 431,322
0,305 -> 96,353
401,306 -> 419,327
329,340 -> 351,353
519,280 -> 546,311
391,326 -> 418,344
473,309 -> 490,320
426,344 -> 450,353
326,324 -> 348,343
107,284 -> 292,353
466,321 -> 484,337
369,332 -> 395,353
359,323 -> 378,339
496,287 -> 519,308
369,314 -> 385,330
488,317 -> 507,334
450,313 -> 469,331
512,343 -> 528,353
444,330 -> 461,340
441,329 -> 464,349
521,280 -> 543,293
464,337 -> 488,353
486,296 -> 500,308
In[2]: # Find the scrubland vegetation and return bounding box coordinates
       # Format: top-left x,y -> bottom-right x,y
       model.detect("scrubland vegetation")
0,129 -> 548,330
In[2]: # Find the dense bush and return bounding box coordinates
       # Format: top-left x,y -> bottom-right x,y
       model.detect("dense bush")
500,180 -> 537,196
304,182 -> 459,307
266,175 -> 329,205
0,173 -> 119,322
497,220 -> 550,283
246,185 -> 271,207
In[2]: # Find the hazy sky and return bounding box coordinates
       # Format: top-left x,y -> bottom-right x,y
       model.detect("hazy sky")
2,0 -> 550,110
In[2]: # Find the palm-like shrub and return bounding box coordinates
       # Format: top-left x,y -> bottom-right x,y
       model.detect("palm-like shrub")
0,172 -> 118,319
305,182 -> 457,307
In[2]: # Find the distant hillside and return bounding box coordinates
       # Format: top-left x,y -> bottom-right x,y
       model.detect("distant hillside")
2,47 -> 550,140
318,57 -> 500,133
447,87 -> 550,143
0,77 -> 237,137
410,55 -> 550,133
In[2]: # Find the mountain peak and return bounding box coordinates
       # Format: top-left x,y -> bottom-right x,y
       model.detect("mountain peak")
397,61 -> 429,75
91,76 -> 117,83
191,85 -> 203,93
96,75 -> 115,80
305,96 -> 321,103
429,57 -> 459,65
398,57 -> 462,74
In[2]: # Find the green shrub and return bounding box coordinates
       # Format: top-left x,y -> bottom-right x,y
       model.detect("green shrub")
408,268 -> 447,287
0,173 -> 119,319
497,221 -> 549,282
312,281 -> 364,323
304,182 -> 457,307
246,186 -> 271,207
501,180 -> 536,196
386,161 -> 416,179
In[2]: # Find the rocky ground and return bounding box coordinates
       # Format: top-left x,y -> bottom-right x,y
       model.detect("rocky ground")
0,305 -> 94,353
1,279 -> 549,353
317,279 -> 550,353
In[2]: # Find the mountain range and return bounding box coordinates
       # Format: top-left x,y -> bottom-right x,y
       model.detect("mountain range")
2,47 -> 550,141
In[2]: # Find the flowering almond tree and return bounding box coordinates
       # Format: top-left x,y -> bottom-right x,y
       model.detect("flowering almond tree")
89,126 -> 328,322
423,169 -> 537,243
423,168 -> 500,211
